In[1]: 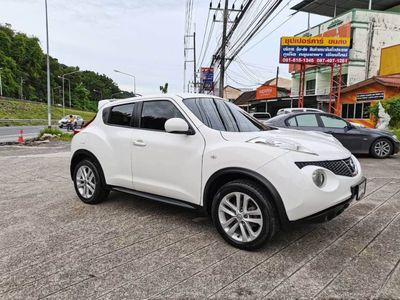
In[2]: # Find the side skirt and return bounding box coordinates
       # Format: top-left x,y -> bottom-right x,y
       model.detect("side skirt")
111,186 -> 202,211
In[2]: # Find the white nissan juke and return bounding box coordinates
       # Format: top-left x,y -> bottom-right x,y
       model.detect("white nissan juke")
70,94 -> 366,250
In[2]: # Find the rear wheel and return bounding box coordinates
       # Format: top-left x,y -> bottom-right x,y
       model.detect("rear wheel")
211,180 -> 278,250
73,159 -> 109,204
371,138 -> 392,159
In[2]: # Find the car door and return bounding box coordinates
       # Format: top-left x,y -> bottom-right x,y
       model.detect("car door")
286,113 -> 322,132
130,99 -> 205,205
318,114 -> 366,152
102,102 -> 136,188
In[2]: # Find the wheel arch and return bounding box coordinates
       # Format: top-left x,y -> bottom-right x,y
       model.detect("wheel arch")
70,149 -> 107,186
203,167 -> 289,227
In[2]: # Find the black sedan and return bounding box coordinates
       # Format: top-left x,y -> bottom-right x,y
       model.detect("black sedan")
266,112 -> 400,158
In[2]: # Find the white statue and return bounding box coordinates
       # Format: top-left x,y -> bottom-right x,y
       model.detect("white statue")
376,101 -> 391,130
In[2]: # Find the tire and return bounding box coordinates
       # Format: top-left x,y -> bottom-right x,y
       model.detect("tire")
211,179 -> 278,250
73,159 -> 109,204
370,138 -> 393,159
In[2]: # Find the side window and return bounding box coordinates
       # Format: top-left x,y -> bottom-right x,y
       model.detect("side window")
184,98 -> 225,131
320,115 -> 348,128
287,117 -> 297,127
295,114 -> 319,127
140,100 -> 184,131
108,103 -> 134,126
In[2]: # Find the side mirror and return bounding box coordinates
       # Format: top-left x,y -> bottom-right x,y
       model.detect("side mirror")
165,118 -> 193,135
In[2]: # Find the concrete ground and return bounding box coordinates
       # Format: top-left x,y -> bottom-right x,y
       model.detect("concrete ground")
0,143 -> 399,299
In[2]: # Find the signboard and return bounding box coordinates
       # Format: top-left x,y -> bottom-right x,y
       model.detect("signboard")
280,36 -> 350,64
356,91 -> 385,102
200,67 -> 214,91
256,85 -> 277,100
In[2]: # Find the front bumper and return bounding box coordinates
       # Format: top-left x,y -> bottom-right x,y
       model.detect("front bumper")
394,141 -> 400,154
257,153 -> 364,222
296,176 -> 366,223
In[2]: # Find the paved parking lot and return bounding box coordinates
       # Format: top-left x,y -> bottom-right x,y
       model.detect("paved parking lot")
0,143 -> 400,299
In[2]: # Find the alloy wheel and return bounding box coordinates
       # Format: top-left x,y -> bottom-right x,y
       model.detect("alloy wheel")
218,192 -> 263,243
374,140 -> 391,157
76,165 -> 96,199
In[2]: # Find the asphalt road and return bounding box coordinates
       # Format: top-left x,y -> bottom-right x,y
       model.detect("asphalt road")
0,143 -> 400,299
0,125 -> 45,143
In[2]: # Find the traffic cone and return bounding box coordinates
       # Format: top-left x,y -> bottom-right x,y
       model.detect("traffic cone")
17,129 -> 24,144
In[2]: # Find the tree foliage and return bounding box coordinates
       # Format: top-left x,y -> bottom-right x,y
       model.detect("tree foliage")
0,23 -> 133,111
369,96 -> 400,128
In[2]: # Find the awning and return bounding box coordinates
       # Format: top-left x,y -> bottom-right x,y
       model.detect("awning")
291,0 -> 400,17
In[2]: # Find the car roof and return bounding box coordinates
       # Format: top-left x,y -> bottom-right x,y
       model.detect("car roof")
100,93 -> 222,109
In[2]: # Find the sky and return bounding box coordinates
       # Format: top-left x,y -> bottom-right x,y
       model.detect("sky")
0,0 -> 328,94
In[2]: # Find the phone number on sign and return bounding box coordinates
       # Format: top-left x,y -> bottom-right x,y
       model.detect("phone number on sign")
280,57 -> 349,64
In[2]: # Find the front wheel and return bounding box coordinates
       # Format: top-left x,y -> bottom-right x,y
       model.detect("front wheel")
370,138 -> 393,159
73,159 -> 109,204
211,180 -> 278,250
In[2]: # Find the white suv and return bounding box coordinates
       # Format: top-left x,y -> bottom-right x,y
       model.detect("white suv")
71,94 -> 366,250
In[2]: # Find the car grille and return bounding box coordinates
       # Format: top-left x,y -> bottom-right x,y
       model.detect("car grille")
295,157 -> 357,177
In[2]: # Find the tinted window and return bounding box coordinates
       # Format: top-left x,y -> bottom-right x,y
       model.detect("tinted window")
184,98 -> 225,131
226,102 -> 264,132
321,115 -> 348,128
287,117 -> 297,127
108,103 -> 134,126
295,114 -> 318,127
183,98 -> 265,132
355,103 -> 363,119
141,101 -> 184,131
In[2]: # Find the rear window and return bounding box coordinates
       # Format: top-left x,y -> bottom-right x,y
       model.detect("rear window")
108,103 -> 135,126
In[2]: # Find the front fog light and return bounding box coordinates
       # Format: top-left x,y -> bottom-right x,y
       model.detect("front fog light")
312,169 -> 326,187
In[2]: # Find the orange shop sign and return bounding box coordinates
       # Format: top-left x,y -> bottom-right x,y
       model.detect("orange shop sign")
256,85 -> 277,100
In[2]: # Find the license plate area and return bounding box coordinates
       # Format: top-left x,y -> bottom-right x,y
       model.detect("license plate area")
354,178 -> 367,201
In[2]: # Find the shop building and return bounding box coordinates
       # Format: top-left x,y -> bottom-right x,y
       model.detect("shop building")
340,74 -> 400,127
289,1 -> 400,110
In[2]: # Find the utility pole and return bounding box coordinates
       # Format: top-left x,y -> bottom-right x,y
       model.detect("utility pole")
45,0 -> 51,128
219,0 -> 229,98
20,77 -> 24,100
184,33 -> 196,93
0,67 -> 3,97
369,0 -> 373,10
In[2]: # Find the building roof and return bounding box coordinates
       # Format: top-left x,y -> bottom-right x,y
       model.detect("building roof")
341,74 -> 400,93
291,0 -> 400,17
234,91 -> 256,106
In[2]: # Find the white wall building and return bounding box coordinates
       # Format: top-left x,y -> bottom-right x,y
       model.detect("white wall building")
290,7 -> 400,109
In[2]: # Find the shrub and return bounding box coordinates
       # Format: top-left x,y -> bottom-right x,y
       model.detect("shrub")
369,96 -> 400,128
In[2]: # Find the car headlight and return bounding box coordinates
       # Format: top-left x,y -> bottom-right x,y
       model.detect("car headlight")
312,169 -> 326,187
247,137 -> 318,156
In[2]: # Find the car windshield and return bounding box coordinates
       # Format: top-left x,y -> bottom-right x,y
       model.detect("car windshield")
183,98 -> 269,132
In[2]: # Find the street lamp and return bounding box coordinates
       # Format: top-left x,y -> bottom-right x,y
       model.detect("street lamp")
20,77 -> 24,100
45,0 -> 51,128
61,70 -> 80,109
114,69 -> 136,94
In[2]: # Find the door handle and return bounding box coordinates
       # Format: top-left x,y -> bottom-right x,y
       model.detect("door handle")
133,139 -> 146,147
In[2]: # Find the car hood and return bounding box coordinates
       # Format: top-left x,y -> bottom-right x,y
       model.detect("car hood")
220,128 -> 351,159
356,127 -> 393,136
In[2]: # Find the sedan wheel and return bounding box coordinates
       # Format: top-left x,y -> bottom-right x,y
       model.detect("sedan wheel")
218,192 -> 263,243
371,139 -> 392,158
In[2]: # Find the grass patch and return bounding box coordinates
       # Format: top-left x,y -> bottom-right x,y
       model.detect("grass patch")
393,128 -> 400,141
38,127 -> 73,142
0,99 -> 96,126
